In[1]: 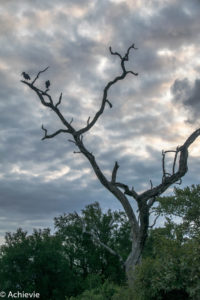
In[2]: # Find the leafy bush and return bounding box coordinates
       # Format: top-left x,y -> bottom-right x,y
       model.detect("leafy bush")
67,280 -> 119,300
66,280 -> 135,300
132,235 -> 200,300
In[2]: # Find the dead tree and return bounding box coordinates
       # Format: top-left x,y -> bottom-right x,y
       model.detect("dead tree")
21,44 -> 200,282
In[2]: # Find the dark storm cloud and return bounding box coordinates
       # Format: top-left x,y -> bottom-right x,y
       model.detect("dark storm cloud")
171,78 -> 200,122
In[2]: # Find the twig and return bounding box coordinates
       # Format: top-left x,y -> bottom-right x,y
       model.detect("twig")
149,214 -> 160,229
55,93 -> 62,108
106,99 -> 113,108
41,125 -> 69,140
111,161 -> 119,183
150,180 -> 153,189
172,147 -> 179,174
31,66 -> 49,85
68,139 -> 76,145
109,46 -> 122,59
115,182 -> 138,199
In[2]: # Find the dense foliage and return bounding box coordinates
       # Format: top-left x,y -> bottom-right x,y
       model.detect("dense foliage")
133,185 -> 200,300
0,228 -> 75,299
0,185 -> 199,299
55,202 -> 131,287
0,203 -> 130,299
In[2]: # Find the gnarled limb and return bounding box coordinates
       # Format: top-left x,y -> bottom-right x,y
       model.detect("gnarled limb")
139,128 -> 200,207
76,45 -> 138,136
21,78 -> 76,135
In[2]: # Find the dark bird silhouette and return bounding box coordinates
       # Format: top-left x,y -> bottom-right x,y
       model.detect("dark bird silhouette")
21,72 -> 31,80
45,80 -> 50,89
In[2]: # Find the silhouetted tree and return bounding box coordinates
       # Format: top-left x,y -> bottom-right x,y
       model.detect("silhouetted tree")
21,44 -> 200,282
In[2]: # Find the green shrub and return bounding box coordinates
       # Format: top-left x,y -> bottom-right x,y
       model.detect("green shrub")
66,280 -> 133,300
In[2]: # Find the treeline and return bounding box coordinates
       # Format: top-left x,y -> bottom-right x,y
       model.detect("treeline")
0,185 -> 200,299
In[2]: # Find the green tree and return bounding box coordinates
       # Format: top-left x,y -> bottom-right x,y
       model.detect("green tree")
55,202 -> 131,289
133,185 -> 200,300
0,228 -> 76,300
153,184 -> 200,238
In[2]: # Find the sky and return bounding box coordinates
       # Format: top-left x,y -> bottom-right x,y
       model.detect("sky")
0,0 -> 200,243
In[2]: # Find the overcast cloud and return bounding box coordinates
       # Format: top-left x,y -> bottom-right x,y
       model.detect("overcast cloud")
0,0 -> 200,242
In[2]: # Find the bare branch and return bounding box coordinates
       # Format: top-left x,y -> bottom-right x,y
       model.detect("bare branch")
150,180 -> 153,189
172,147 -> 179,174
115,182 -> 138,199
31,66 -> 49,85
111,161 -> 119,183
138,128 -> 200,202
131,187 -> 139,199
162,150 -> 166,178
55,93 -> 62,108
181,128 -> 200,148
149,214 -> 160,229
106,99 -> 113,108
127,70 -> 139,76
175,178 -> 182,185
21,80 -> 53,108
164,150 -> 177,154
41,125 -> 69,140
125,44 -> 138,60
76,44 -> 138,136
21,80 -> 76,135
148,197 -> 156,208
109,46 -> 122,59
87,116 -> 90,125
68,139 -> 76,144
162,149 -> 178,180
41,124 -> 47,137
41,90 -> 53,106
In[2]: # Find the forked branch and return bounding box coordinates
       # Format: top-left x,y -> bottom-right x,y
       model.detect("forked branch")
76,45 -> 138,136
141,128 -> 200,206
31,66 -> 49,85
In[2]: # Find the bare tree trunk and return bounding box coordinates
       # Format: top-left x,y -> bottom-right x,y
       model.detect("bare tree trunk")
21,43 -> 200,285
125,240 -> 142,283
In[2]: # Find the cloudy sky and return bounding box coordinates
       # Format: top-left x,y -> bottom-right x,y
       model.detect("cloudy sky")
1,0 -> 200,242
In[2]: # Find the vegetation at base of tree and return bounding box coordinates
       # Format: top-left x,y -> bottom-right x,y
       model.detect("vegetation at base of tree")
0,185 -> 200,299
133,185 -> 200,300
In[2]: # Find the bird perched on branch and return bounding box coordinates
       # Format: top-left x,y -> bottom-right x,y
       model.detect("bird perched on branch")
21,72 -> 31,80
45,80 -> 50,89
